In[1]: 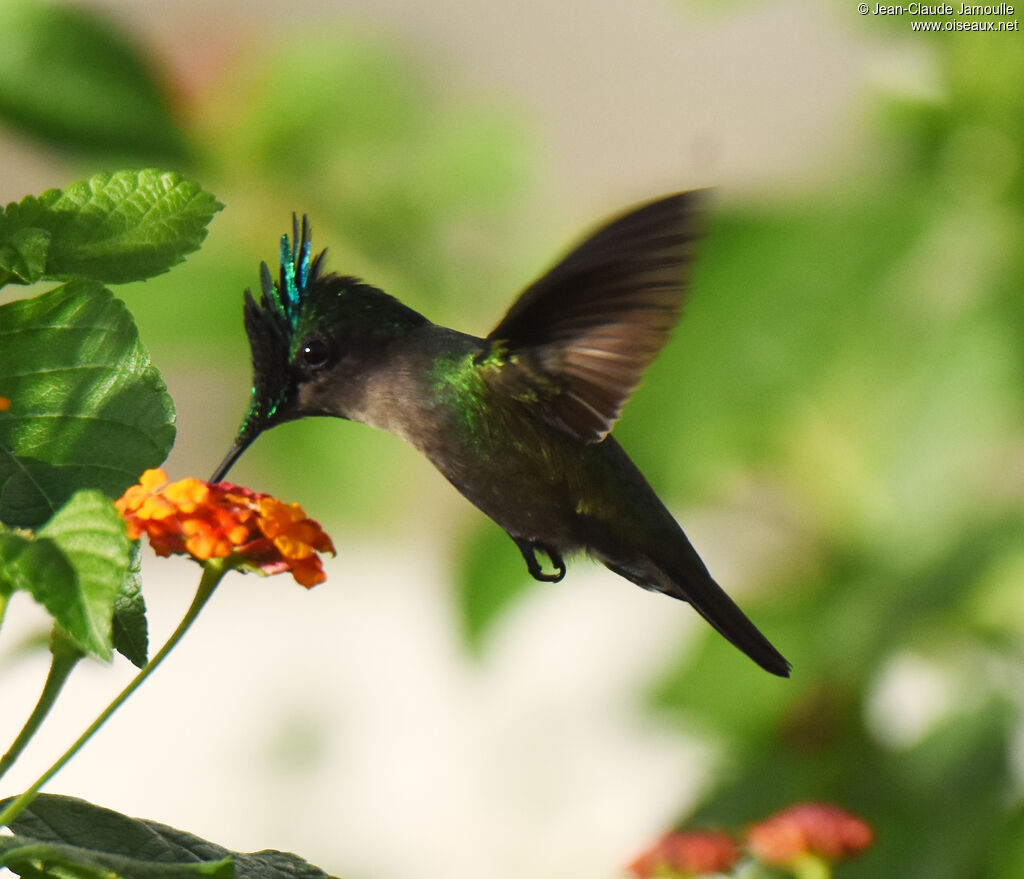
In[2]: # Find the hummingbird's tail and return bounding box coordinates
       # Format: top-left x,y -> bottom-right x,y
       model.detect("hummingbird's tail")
603,545 -> 791,677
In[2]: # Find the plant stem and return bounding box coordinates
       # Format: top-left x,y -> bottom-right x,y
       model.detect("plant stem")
0,559 -> 227,829
790,853 -> 831,879
0,631 -> 83,782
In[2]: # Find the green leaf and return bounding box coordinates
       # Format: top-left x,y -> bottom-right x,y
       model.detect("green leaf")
112,547 -> 148,667
0,226 -> 49,284
0,837 -> 233,879
35,490 -> 132,659
0,170 -> 223,286
0,280 -> 176,527
0,0 -> 188,161
0,530 -> 75,603
0,491 -> 131,659
1,794 -> 338,879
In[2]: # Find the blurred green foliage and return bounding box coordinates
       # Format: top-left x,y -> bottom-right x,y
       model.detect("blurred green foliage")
0,0 -> 187,162
0,2 -> 1021,877
635,25 -> 1024,879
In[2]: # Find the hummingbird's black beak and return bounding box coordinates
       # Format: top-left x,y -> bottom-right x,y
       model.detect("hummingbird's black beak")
209,406 -> 271,483
216,235 -> 303,483
210,438 -> 252,483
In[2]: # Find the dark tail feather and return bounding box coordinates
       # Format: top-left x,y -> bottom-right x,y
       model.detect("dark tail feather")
587,438 -> 789,676
666,569 -> 790,677
606,552 -> 791,677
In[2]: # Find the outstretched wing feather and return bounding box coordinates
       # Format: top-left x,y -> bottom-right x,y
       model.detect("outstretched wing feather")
487,191 -> 705,442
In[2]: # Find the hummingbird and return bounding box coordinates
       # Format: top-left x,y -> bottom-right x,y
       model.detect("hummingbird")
211,192 -> 790,677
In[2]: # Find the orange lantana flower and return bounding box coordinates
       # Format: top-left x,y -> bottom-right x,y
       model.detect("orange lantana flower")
116,469 -> 335,587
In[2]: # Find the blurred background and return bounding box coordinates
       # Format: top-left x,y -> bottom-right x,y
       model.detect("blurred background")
1,0 -> 1022,876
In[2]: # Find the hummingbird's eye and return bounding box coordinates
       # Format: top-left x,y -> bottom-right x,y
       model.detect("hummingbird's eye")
301,338 -> 330,369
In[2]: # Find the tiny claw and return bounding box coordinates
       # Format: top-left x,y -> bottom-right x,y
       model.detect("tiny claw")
514,539 -> 566,583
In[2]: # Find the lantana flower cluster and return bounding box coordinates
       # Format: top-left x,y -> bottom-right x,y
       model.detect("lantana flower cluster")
746,802 -> 873,866
628,802 -> 872,878
116,469 -> 335,587
627,830 -> 739,877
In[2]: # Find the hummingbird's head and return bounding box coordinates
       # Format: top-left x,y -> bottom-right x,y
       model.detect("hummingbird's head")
211,215 -> 428,481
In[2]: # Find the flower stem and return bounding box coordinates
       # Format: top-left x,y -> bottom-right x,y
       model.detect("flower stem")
790,853 -> 832,879
0,559 -> 228,829
0,631 -> 83,783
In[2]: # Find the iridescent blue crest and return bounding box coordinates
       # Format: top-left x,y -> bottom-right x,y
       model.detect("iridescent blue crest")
275,213 -> 314,327
237,214 -> 325,446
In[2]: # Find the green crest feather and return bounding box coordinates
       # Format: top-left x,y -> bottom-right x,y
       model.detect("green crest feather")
237,215 -> 325,445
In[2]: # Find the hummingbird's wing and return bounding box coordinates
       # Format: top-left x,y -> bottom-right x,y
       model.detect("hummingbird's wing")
487,190 -> 705,443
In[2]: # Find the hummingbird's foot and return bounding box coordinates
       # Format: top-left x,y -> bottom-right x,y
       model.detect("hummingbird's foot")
514,539 -> 566,583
